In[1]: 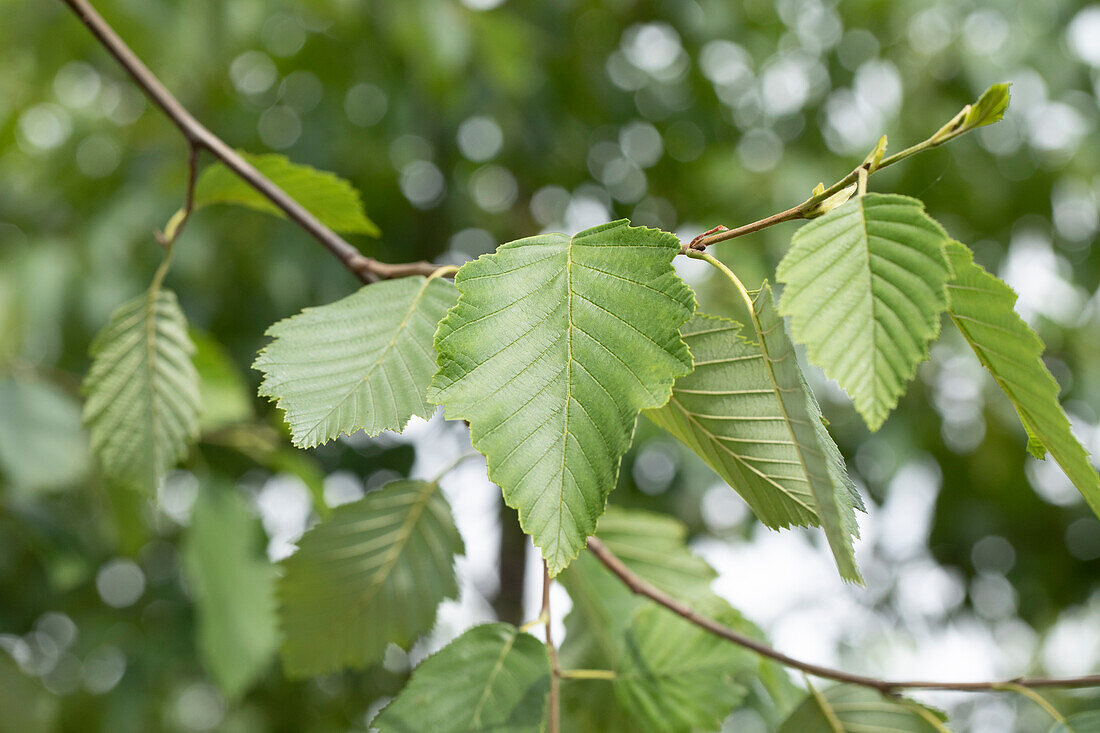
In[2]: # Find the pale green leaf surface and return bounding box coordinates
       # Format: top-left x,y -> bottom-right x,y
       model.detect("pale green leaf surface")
1051,711 -> 1100,733
962,83 -> 1011,131
647,312 -> 830,530
0,375 -> 89,495
777,193 -> 952,430
182,481 -> 277,698
191,331 -> 254,430
0,652 -> 57,733
278,478 -> 463,676
193,152 -> 379,236
779,685 -> 949,733
754,287 -> 864,582
374,623 -> 550,733
945,241 -> 1100,518
429,220 -> 695,574
82,289 -> 200,490
255,276 -> 457,448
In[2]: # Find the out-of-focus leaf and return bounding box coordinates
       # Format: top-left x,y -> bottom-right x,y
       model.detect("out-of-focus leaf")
1052,711 -> 1100,732
255,276 -> 456,448
0,652 -> 57,733
182,481 -> 277,698
0,374 -> 88,495
192,153 -> 379,236
278,479 -> 463,676
191,331 -> 253,430
374,623 -> 550,733
82,289 -> 200,491
429,220 -> 695,574
945,242 -> 1100,519
779,685 -> 949,732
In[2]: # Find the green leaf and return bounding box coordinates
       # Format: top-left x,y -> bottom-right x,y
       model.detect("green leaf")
182,480 -> 277,698
777,193 -> 952,431
612,605 -> 751,733
277,478 -> 463,676
962,82 -> 1011,131
191,331 -> 254,430
779,685 -> 950,733
82,288 -> 201,490
1052,711 -> 1100,733
0,374 -> 89,496
0,652 -> 57,733
374,623 -> 550,733
945,241 -> 1100,518
754,287 -> 864,582
192,152 -> 379,236
429,220 -> 695,574
255,276 -> 457,448
647,312 -> 831,530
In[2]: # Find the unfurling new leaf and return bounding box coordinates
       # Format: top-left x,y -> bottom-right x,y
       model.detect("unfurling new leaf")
945,241 -> 1100,519
192,152 -> 380,236
373,623 -> 550,733
255,276 -> 457,448
278,479 -> 463,676
777,193 -> 952,431
82,288 -> 201,490
429,220 -> 695,575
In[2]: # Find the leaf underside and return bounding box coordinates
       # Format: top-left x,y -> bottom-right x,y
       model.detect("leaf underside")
82,288 -> 200,490
373,623 -> 550,733
753,287 -> 864,582
777,193 -> 952,431
255,276 -> 457,448
429,220 -> 695,575
945,241 -> 1100,519
277,479 -> 463,676
779,684 -> 948,733
647,312 -> 828,530
193,152 -> 380,236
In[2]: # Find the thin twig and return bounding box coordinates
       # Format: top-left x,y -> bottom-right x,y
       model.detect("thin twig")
59,0 -> 439,283
587,537 -> 1100,694
542,561 -> 561,733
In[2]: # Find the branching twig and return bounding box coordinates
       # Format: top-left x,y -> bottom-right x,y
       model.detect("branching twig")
542,560 -> 561,733
587,537 -> 1100,694
59,0 -> 439,283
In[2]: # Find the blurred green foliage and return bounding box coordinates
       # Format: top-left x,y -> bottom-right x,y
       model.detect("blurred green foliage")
2,0 -> 1099,730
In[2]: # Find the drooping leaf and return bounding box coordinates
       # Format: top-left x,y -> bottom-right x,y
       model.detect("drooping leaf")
647,313 -> 826,530
945,241 -> 1100,518
278,478 -> 463,676
1052,711 -> 1100,733
777,193 -> 952,430
373,623 -> 550,733
612,605 -> 751,733
0,374 -> 89,496
191,330 -> 254,430
754,287 -> 864,582
182,481 -> 277,698
192,152 -> 379,236
429,220 -> 695,574
82,289 -> 201,490
779,685 -> 949,733
255,276 -> 457,448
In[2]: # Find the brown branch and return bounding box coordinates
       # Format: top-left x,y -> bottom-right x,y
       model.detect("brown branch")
542,560 -> 561,733
59,0 -> 439,283
587,537 -> 1100,694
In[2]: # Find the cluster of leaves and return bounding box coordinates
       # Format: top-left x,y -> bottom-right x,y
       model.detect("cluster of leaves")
71,83 -> 1100,729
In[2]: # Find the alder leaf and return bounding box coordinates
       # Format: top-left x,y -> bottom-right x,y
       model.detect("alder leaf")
753,287 -> 864,582
1051,711 -> 1100,733
182,480 -> 277,699
777,193 -> 952,431
82,288 -> 201,490
373,623 -> 550,733
962,82 -> 1011,131
278,478 -> 463,676
255,276 -> 457,448
647,312 -> 831,530
429,220 -> 695,575
193,152 -> 379,236
191,330 -> 254,430
945,241 -> 1100,518
779,685 -> 949,733
0,374 -> 89,496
